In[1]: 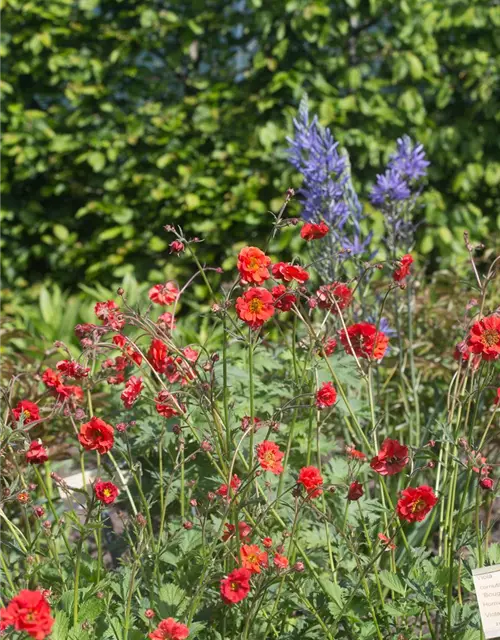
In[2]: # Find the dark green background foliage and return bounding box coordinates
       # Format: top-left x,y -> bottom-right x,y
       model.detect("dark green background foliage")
2,0 -> 499,295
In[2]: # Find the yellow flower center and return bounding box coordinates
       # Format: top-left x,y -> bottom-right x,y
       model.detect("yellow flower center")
23,410 -> 31,418
481,329 -> 499,347
411,498 -> 426,513
248,298 -> 263,313
104,489 -> 111,497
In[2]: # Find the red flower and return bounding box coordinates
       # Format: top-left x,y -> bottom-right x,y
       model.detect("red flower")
262,537 -> 273,548
273,553 -> 289,569
347,481 -> 363,501
149,617 -> 190,640
12,400 -> 40,426
467,315 -> 500,361
256,440 -> 284,475
301,221 -> 329,241
322,337 -> 337,357
149,282 -> 179,306
272,262 -> 309,284
346,446 -> 366,462
393,254 -> 414,282
378,533 -> 396,551
169,241 -> 185,254
315,382 -> 337,409
237,247 -> 271,284
240,544 -> 268,574
370,438 -> 409,476
42,368 -> 64,390
480,477 -> 494,491
216,474 -> 241,499
271,284 -> 296,312
494,388 -> 500,406
26,441 -> 48,465
113,335 -> 142,366
42,368 -> 83,401
148,339 -> 169,373
453,340 -> 470,362
158,312 -> 176,331
235,287 -> 275,330
121,376 -> 143,408
56,360 -> 90,379
94,481 -> 119,504
155,391 -> 181,418
297,466 -> 323,498
78,417 -> 114,454
222,521 -> 252,542
316,282 -> 353,313
0,590 -> 54,639
396,485 -> 437,523
94,300 -> 125,331
339,322 -> 389,360
220,568 -> 251,605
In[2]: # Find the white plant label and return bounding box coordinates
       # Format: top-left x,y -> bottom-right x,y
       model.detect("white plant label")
473,564 -> 500,638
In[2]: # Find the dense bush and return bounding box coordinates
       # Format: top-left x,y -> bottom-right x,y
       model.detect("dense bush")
2,0 -> 499,297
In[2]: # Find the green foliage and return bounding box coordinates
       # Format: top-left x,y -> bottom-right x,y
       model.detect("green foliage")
2,0 -> 499,298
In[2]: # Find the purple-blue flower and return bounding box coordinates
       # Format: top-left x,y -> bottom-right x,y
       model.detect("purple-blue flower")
389,136 -> 429,182
370,170 -> 411,207
287,97 -> 370,259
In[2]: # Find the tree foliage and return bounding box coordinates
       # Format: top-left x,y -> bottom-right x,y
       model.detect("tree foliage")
2,0 -> 499,293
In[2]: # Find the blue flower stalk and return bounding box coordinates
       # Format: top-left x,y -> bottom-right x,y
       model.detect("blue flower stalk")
287,96 -> 371,278
370,135 -> 430,254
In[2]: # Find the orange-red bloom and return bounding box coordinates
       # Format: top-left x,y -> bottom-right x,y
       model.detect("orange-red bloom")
494,388 -> 500,406
149,617 -> 190,640
222,521 -> 252,542
78,417 -> 114,454
220,568 -> 252,605
216,474 -> 241,500
272,262 -> 309,284
271,284 -> 296,312
121,376 -> 143,409
155,390 -> 181,418
339,322 -> 389,360
467,314 -> 500,361
240,544 -> 268,574
95,300 -> 125,331
12,400 -> 39,426
149,282 -> 179,306
370,438 -> 409,476
297,466 -> 323,498
94,481 -> 119,505
315,382 -> 337,409
0,590 -> 54,639
396,485 -> 437,523
237,247 -> 271,284
378,533 -> 396,551
273,553 -> 289,569
301,221 -> 329,241
393,254 -> 413,282
26,441 -> 48,465
148,339 -> 169,373
346,446 -> 367,462
235,287 -> 275,330
256,440 -> 284,475
316,282 -> 353,313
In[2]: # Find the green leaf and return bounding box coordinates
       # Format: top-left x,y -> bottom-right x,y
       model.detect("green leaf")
52,611 -> 70,640
87,152 -> 106,172
378,570 -> 406,595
